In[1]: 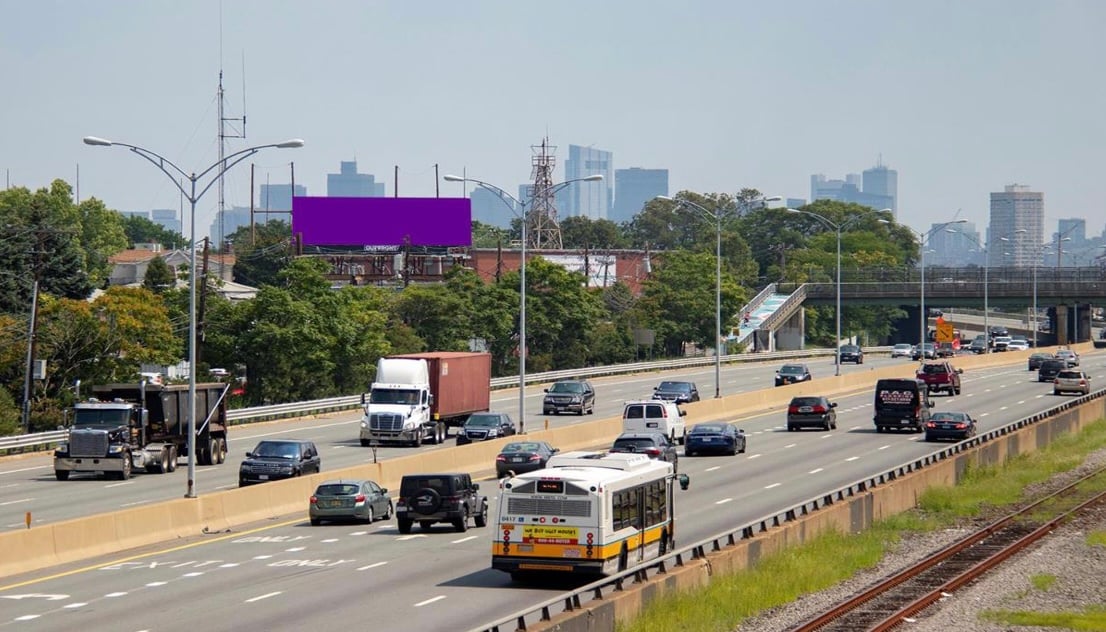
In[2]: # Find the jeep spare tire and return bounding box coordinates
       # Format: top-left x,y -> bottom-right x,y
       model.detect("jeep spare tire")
414,487 -> 442,513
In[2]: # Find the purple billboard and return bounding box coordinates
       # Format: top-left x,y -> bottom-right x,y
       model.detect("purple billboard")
292,196 -> 472,247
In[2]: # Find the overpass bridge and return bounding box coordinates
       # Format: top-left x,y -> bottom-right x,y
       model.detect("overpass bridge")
745,266 -> 1106,350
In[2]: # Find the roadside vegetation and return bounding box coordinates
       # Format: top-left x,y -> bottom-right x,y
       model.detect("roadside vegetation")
619,419 -> 1106,632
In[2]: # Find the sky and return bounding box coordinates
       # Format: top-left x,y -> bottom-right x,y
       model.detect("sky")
3,0 -> 1105,240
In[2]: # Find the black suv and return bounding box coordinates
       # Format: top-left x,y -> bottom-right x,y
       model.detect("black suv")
239,439 -> 321,486
652,380 -> 700,403
543,379 -> 596,415
456,412 -> 517,445
396,473 -> 488,533
838,345 -> 864,364
1038,358 -> 1067,382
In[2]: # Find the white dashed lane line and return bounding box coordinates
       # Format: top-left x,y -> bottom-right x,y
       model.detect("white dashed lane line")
765,483 -> 781,490
715,498 -> 733,505
0,498 -> 32,506
784,444 -> 796,449
452,536 -> 478,544
746,454 -> 762,460
357,561 -> 387,571
415,595 -> 446,607
245,591 -> 282,603
878,445 -> 890,450
705,466 -> 720,472
809,468 -> 823,474
845,456 -> 859,462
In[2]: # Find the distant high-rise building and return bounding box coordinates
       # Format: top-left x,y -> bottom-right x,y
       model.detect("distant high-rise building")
862,162 -> 898,215
929,222 -> 981,267
259,183 -> 306,212
471,187 -> 516,228
811,160 -> 897,217
988,184 -> 1043,268
563,144 -> 613,220
150,208 -> 181,236
1057,218 -> 1086,245
612,168 -> 667,224
327,160 -> 385,197
210,206 -> 252,249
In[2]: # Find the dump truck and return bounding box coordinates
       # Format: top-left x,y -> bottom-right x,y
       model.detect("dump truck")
360,351 -> 491,447
53,382 -> 230,480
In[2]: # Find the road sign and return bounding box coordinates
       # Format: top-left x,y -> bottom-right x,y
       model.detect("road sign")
935,321 -> 955,343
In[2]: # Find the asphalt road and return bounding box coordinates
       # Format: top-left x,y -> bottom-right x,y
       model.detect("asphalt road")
0,353 -> 897,531
1,350 -> 1099,631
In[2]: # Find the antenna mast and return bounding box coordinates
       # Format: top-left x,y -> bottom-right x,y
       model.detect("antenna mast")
528,137 -> 561,249
217,70 -> 246,251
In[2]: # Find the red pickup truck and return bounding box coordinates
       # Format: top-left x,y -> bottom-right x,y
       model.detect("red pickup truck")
916,361 -> 962,396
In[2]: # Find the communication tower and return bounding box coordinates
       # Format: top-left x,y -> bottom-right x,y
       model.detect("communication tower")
527,138 -> 561,250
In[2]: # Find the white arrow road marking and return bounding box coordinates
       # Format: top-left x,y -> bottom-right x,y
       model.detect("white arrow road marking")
415,595 -> 446,607
245,592 -> 282,603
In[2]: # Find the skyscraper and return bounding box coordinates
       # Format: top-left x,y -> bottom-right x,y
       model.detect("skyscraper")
471,186 -> 516,228
988,184 -> 1043,268
150,208 -> 181,236
612,168 -> 668,224
811,161 -> 897,217
563,144 -> 613,220
327,160 -> 385,197
862,162 -> 898,216
928,222 -> 981,267
259,183 -> 307,212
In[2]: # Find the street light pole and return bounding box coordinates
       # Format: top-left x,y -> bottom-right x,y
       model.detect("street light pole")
787,207 -> 890,376
84,135 -> 303,498
21,279 -> 39,433
661,195 -> 780,394
444,173 -> 602,432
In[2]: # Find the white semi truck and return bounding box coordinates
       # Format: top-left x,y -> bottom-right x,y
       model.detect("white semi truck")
359,352 -> 491,447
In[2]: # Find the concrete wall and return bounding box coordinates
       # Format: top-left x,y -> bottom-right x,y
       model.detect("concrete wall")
0,343 -> 1090,581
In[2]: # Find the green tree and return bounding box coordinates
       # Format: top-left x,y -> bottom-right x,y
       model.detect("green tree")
227,220 -> 293,288
471,220 -> 510,248
393,284 -> 471,352
515,258 -> 605,371
143,256 -> 177,293
560,216 -> 627,249
120,213 -> 186,250
78,198 -> 130,288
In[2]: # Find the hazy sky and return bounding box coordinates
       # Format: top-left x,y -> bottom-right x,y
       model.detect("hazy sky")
3,1 -> 1104,239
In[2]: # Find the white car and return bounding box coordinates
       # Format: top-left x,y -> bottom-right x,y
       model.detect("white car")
891,343 -> 915,358
1007,339 -> 1030,351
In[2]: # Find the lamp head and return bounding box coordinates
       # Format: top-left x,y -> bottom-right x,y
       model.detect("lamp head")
581,175 -> 603,182
763,196 -> 783,203
82,136 -> 113,147
786,208 -> 802,214
656,195 -> 674,202
443,174 -> 465,182
275,139 -> 305,148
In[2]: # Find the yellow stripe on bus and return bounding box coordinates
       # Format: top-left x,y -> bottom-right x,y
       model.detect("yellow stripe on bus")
492,523 -> 671,561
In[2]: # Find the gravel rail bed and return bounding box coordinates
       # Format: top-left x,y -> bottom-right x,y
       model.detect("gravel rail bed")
737,448 -> 1106,632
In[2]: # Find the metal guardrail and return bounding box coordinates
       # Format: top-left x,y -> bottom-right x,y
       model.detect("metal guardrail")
467,387 -> 1105,632
1,347 -> 893,454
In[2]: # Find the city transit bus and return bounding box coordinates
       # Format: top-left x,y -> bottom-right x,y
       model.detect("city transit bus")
492,451 -> 677,581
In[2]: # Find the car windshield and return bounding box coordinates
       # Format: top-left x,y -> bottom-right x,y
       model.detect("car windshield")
1058,350 -> 1075,357
691,424 -> 726,434
779,365 -> 806,375
502,442 -> 540,454
1057,371 -> 1083,379
919,364 -> 949,374
253,442 -> 299,459
613,438 -> 659,450
72,408 -> 131,426
465,414 -> 500,427
658,382 -> 690,392
841,345 -> 859,352
790,397 -> 822,407
894,344 -> 912,349
931,412 -> 968,422
315,483 -> 360,496
550,382 -> 584,393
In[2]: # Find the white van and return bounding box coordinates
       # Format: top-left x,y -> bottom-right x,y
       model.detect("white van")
622,400 -> 688,444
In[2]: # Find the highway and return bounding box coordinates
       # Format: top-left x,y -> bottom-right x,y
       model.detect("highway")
1,350 -> 1100,631
0,354 -> 895,531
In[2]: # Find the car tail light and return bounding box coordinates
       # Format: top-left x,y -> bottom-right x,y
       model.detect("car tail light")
787,406 -> 799,414
1054,378 -> 1060,385
644,448 -> 661,458
355,494 -> 366,503
925,422 -> 936,428
309,496 -> 318,504
954,423 -> 967,429
495,455 -> 507,463
528,454 -> 542,462
812,405 -> 826,414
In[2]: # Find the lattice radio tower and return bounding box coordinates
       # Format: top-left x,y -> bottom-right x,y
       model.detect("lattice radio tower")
527,138 -> 562,250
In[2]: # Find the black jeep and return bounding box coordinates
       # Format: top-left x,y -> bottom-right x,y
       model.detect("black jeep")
395,473 -> 488,533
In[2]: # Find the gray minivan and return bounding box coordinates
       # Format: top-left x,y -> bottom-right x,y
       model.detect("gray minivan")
873,378 -> 933,433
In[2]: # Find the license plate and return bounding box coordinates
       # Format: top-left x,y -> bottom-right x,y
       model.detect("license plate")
799,407 -> 812,413
511,457 -> 526,462
702,437 -> 714,442
563,548 -> 581,558
396,506 -> 407,513
258,474 -> 269,480
324,500 -> 342,508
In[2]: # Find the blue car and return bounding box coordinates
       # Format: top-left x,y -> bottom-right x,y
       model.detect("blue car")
684,423 -> 746,457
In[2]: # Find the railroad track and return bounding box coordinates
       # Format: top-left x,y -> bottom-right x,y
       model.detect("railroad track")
792,465 -> 1106,632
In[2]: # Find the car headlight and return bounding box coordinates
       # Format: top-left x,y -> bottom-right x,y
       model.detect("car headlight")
487,429 -> 498,437
571,396 -> 582,403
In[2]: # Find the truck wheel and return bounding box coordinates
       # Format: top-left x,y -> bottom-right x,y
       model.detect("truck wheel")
454,507 -> 469,532
439,424 -> 448,443
166,447 -> 178,472
360,439 -> 371,447
55,470 -> 69,481
474,501 -> 488,528
397,518 -> 412,534
216,438 -> 227,464
154,448 -> 170,474
118,454 -> 132,480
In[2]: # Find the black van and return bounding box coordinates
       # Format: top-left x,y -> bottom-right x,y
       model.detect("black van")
873,378 -> 933,433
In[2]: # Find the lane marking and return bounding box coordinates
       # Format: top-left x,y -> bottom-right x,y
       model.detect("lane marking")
765,483 -> 781,489
415,595 -> 446,607
0,498 -> 32,506
349,531 -> 369,536
808,468 -> 824,474
120,500 -> 154,508
104,482 -> 135,489
845,456 -> 859,462
145,581 -> 167,587
357,561 -> 387,571
715,498 -> 733,505
245,591 -> 282,603
64,602 -> 87,609
878,445 -> 890,450
285,547 -> 306,552
705,466 -> 720,472
0,465 -> 51,476
182,572 -> 205,577
452,535 -> 478,544
105,592 -> 127,598
784,443 -> 797,449
396,534 -> 427,541
321,538 -> 340,543
746,454 -> 762,459
15,615 -> 40,621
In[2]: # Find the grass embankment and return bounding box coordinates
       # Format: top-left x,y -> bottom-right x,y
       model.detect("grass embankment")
618,419 -> 1106,632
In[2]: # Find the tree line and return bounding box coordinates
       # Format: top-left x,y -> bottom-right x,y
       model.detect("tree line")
0,180 -> 920,435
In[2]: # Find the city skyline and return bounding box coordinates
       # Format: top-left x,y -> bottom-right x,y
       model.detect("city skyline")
2,2 -> 1104,241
